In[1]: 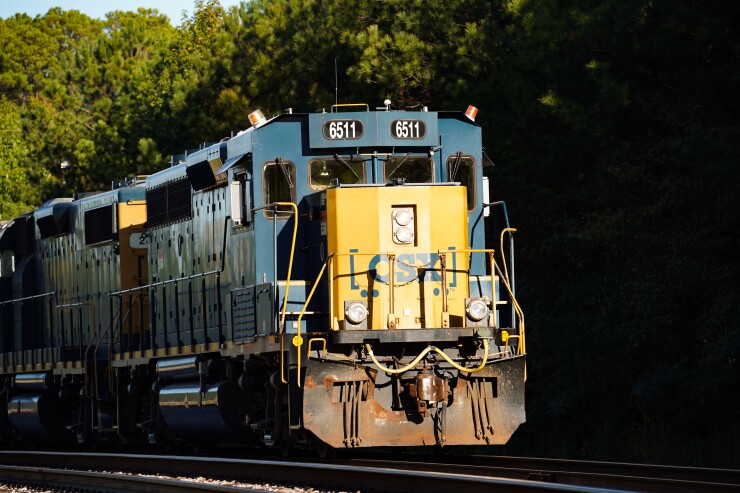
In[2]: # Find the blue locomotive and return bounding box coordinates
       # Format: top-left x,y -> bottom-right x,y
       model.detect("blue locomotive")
0,103 -> 525,452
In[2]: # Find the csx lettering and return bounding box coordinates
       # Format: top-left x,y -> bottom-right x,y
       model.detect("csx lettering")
351,250 -> 457,287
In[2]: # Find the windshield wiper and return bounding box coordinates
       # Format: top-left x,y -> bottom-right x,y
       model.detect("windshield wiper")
385,152 -> 411,180
333,154 -> 362,182
275,157 -> 294,189
449,151 -> 462,181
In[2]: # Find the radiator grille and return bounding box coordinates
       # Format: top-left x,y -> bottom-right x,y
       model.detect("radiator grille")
146,179 -> 192,229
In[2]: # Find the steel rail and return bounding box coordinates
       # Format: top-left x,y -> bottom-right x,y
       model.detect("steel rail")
0,451 -> 627,493
342,455 -> 740,493
464,455 -> 740,484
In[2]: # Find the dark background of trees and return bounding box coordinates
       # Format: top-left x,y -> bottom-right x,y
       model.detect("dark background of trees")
1,0 -> 738,467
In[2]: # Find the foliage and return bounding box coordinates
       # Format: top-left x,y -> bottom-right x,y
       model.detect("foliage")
0,98 -> 41,219
488,0 -> 740,466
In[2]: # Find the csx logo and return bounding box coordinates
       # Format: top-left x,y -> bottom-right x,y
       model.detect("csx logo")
349,248 -> 457,290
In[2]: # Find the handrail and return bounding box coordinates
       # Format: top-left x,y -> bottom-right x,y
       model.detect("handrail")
332,247 -> 524,354
499,228 -> 517,288
485,201 -> 516,326
292,256 -> 331,387
265,202 -> 298,385
327,248 -> 496,330
108,268 -> 222,296
0,291 -> 55,306
288,244 -> 524,382
275,202 -> 298,334
493,261 -> 525,357
331,103 -> 369,113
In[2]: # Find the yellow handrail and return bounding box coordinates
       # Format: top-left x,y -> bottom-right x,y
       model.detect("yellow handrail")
294,257 -> 331,387
276,202 -> 298,385
307,337 -> 327,358
317,248 -> 525,379
494,262 -> 525,357
437,248 -> 525,356
277,202 -> 298,333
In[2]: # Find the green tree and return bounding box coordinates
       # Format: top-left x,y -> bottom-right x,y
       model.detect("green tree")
0,98 -> 41,219
19,8 -> 176,193
149,0 -> 248,149
488,0 -> 740,466
0,9 -> 103,102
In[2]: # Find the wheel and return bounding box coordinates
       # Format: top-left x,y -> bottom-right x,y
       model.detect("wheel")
280,439 -> 291,458
315,440 -> 336,460
192,442 -> 209,454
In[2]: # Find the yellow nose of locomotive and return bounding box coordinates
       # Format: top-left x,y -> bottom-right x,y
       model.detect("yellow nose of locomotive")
325,185 -> 469,330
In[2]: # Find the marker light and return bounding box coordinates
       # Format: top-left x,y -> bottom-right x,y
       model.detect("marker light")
345,302 -> 368,325
248,109 -> 267,128
466,298 -> 489,322
465,105 -> 478,122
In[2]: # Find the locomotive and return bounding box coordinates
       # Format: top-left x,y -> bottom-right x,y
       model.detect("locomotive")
0,103 -> 525,453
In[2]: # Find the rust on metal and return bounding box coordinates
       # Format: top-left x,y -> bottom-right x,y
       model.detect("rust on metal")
303,356 -> 525,448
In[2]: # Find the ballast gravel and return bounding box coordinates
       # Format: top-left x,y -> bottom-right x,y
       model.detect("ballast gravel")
1,470 -> 362,493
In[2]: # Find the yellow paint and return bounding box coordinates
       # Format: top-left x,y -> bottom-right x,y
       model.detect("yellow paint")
117,201 -> 148,334
326,186 -> 469,330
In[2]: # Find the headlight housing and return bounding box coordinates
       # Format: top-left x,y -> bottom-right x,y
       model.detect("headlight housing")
345,301 -> 368,325
466,298 -> 489,322
391,207 -> 415,244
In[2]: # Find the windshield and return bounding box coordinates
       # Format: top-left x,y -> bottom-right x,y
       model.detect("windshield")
309,156 -> 366,190
383,156 -> 434,183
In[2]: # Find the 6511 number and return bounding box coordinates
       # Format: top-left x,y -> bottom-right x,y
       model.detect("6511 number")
391,120 -> 426,139
323,120 -> 363,140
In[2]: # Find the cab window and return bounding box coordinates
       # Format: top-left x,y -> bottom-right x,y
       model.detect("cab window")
263,160 -> 296,218
309,157 -> 366,190
446,154 -> 476,211
383,156 -> 434,183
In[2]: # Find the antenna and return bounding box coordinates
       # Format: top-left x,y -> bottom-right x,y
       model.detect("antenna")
335,58 -> 338,106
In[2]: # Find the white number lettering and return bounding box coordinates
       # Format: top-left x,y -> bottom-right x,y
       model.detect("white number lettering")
325,120 -> 362,139
392,120 -> 425,139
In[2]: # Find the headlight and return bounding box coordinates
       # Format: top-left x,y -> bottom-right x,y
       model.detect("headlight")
394,226 -> 413,244
394,209 -> 412,226
345,302 -> 368,325
466,298 -> 489,322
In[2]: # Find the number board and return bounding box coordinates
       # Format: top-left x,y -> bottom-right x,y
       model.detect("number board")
309,112 -> 438,148
322,120 -> 364,140
391,120 -> 426,139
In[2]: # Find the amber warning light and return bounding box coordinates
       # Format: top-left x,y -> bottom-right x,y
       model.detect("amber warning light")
465,105 -> 478,122
248,109 -> 267,128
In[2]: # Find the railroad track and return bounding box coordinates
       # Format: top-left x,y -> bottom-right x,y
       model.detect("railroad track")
344,454 -> 740,493
0,451 -> 736,493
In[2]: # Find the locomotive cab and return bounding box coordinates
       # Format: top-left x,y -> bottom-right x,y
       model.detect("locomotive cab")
278,107 -> 527,448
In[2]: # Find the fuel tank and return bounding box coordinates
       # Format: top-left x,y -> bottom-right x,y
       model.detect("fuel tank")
158,380 -> 248,442
7,393 -> 70,442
